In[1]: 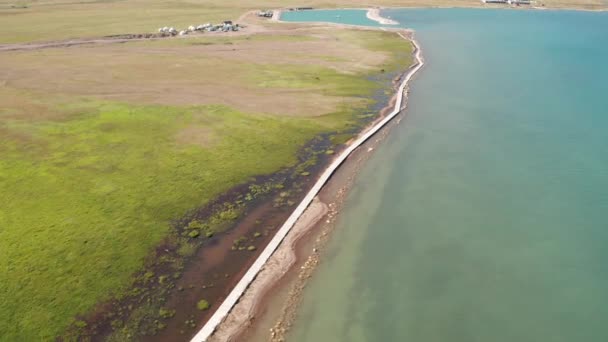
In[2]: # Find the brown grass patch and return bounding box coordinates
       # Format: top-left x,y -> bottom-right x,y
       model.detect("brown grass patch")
0,26 -> 392,118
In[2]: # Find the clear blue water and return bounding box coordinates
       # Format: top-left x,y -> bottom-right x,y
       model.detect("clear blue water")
282,8 -> 608,342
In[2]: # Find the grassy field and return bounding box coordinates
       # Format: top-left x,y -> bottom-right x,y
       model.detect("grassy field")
0,104 -> 326,340
0,25 -> 413,340
0,30 -> 390,116
0,0 -> 605,43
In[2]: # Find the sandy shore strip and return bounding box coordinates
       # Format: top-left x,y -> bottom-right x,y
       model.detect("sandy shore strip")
190,29 -> 424,341
367,8 -> 399,25
271,9 -> 282,21
207,199 -> 328,342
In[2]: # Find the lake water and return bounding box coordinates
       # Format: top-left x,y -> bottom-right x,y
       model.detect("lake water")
281,8 -> 608,342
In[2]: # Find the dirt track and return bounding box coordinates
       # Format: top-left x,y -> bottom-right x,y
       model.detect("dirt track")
0,31 -> 260,52
0,11 -> 268,52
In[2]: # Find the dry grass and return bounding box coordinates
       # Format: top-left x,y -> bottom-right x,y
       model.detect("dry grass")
0,27 -> 394,117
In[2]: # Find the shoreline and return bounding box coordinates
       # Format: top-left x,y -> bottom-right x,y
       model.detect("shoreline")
207,199 -> 328,342
191,26 -> 425,341
272,5 -> 608,17
236,73 -> 412,342
209,65 -> 411,342
366,8 -> 399,25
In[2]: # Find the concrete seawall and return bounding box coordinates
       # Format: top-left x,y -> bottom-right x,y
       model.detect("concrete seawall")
191,33 -> 425,342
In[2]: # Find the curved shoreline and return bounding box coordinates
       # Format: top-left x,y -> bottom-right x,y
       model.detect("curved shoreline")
367,8 -> 399,25
209,54 -> 413,342
190,24 -> 425,341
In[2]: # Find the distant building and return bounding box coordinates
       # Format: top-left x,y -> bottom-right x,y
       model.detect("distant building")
482,0 -> 530,4
257,10 -> 274,17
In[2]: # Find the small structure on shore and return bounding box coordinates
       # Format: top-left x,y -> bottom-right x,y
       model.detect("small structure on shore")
156,21 -> 240,36
257,10 -> 274,18
158,27 -> 177,35
481,0 -> 530,4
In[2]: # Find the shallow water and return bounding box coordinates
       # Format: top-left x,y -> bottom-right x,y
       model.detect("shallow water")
282,8 -> 608,342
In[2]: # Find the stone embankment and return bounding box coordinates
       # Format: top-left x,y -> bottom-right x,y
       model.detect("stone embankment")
190,32 -> 425,342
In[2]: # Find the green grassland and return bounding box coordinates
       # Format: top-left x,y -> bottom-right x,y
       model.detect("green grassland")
0,103 -> 330,340
0,28 -> 413,340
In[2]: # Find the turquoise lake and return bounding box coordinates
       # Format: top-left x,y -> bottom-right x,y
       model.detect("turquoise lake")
281,8 -> 608,342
